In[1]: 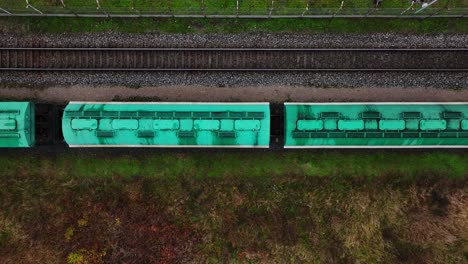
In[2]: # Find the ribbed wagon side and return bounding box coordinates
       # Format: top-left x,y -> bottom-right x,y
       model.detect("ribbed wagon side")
0,102 -> 35,148
62,102 -> 270,148
284,103 -> 468,148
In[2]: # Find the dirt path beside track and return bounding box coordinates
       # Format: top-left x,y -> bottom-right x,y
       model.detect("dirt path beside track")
1,86 -> 467,103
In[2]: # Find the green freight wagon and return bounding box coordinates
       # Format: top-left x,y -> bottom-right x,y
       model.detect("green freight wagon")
284,103 -> 468,148
0,102 -> 35,148
62,102 -> 270,148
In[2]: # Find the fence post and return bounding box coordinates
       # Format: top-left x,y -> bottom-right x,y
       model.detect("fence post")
236,0 -> 239,17
202,0 -> 206,17
427,5 -> 448,18
165,0 -> 173,17
302,2 -> 309,17
269,0 -> 274,17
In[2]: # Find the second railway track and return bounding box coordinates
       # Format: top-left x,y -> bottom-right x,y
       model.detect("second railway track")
0,48 -> 467,71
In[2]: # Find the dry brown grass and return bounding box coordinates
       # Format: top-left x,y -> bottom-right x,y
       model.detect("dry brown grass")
399,187 -> 468,263
0,213 -> 62,264
0,154 -> 466,263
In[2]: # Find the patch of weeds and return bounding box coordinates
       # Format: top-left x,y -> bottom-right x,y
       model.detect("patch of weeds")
67,251 -> 84,264
0,230 -> 12,248
382,226 -> 427,263
67,249 -> 106,264
64,226 -> 74,241
429,189 -> 450,216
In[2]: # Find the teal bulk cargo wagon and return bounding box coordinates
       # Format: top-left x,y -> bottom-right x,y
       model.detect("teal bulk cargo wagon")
62,102 -> 270,148
0,102 -> 35,148
284,103 -> 468,148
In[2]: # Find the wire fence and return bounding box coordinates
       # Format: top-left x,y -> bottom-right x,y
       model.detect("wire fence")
0,1 -> 467,18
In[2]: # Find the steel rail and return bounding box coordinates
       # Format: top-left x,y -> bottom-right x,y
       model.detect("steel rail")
0,48 -> 466,51
1,68 -> 467,71
1,47 -> 467,71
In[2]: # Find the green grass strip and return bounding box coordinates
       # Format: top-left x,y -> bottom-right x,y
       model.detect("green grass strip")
0,151 -> 466,180
1,17 -> 467,33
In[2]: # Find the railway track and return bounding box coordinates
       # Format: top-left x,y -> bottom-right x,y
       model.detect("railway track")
0,48 -> 467,71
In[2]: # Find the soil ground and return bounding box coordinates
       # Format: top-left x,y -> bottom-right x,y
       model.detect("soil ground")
1,86 -> 468,103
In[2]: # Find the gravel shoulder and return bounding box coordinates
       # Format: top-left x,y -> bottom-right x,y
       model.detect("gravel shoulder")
1,85 -> 467,103
0,72 -> 467,90
1,32 -> 468,48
